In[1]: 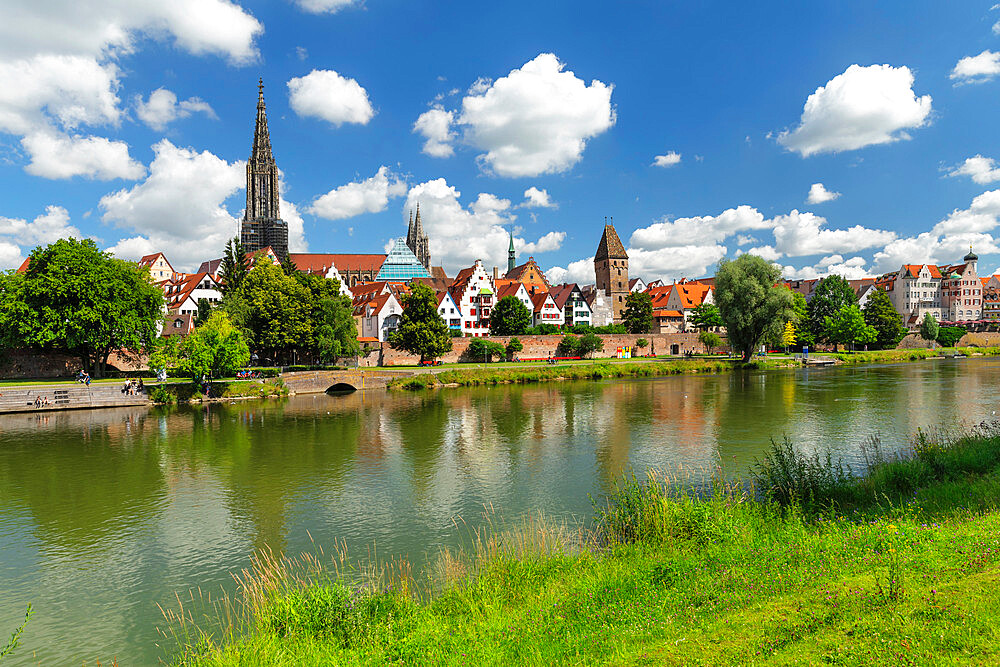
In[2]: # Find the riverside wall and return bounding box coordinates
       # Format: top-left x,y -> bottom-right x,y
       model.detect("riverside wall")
380,332 -> 714,365
0,349 -> 146,380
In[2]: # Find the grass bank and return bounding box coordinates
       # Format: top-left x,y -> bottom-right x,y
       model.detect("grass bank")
148,379 -> 287,404
387,358 -> 796,390
164,424 -> 1000,665
827,345 -> 1000,364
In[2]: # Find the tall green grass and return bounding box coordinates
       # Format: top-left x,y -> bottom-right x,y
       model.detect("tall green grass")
165,425 -> 1000,666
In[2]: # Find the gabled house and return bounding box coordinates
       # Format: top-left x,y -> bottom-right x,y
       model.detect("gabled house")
161,313 -> 194,338
580,284 -> 614,327
353,292 -> 403,341
664,281 -> 714,331
437,291 -> 462,332
531,291 -> 564,328
549,283 -> 592,327
629,277 -> 647,293
138,253 -> 177,282
450,260 -> 496,336
505,256 -> 550,295
982,274 -> 1000,321
887,264 -> 942,326
494,280 -> 534,313
162,272 -> 223,316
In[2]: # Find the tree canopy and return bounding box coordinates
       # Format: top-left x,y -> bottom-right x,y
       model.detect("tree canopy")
0,238 -> 163,376
691,303 -> 723,330
920,313 -> 939,346
386,281 -> 453,362
219,237 -> 249,295
228,262 -> 312,363
807,276 -> 857,343
714,254 -> 794,362
623,291 -> 653,334
862,287 -> 905,350
294,272 -> 359,362
490,295 -> 532,336
824,304 -> 876,351
178,312 -> 251,380
791,291 -> 814,347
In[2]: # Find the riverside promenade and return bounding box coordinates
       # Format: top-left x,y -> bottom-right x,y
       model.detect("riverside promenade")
0,382 -> 150,414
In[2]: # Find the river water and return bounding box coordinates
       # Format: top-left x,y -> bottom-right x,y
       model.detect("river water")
1,359 -> 999,665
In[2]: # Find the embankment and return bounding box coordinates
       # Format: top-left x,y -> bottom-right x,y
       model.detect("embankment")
165,424 -> 1000,665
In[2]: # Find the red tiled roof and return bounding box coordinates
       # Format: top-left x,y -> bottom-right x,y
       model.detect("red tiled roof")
530,291 -> 553,312
653,309 -> 682,318
495,281 -> 527,301
674,283 -> 712,309
289,253 -> 386,274
595,224 -> 628,260
16,258 -> 30,274
903,264 -> 942,279
548,283 -> 578,309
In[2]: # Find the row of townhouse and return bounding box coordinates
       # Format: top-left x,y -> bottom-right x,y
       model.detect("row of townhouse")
787,250 -> 989,327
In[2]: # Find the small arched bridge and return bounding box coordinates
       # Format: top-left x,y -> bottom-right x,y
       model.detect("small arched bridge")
280,369 -> 414,394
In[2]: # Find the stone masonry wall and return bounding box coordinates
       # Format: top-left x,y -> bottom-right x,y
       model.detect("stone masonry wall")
380,332 -> 717,365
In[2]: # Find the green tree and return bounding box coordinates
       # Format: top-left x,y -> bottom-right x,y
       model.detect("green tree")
387,282 -> 453,363
807,275 -> 857,344
691,303 -> 723,330
177,312 -> 251,380
490,295 -> 532,336
623,291 -> 653,334
148,336 -> 179,376
1,239 -> 163,376
714,254 -> 794,362
937,326 -> 965,348
557,334 -> 581,356
505,337 -> 523,361
466,338 -> 505,362
528,323 -> 560,335
294,272 -> 359,362
219,237 -> 249,295
635,338 -> 648,353
824,304 -> 876,351
233,262 -> 312,363
790,291 -> 815,347
920,312 -> 939,349
862,287 -> 905,350
280,252 -> 298,276
699,330 -> 722,354
578,331 -> 604,358
194,298 -> 213,327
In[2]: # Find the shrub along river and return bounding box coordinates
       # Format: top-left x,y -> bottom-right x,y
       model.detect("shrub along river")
1,358 -> 999,664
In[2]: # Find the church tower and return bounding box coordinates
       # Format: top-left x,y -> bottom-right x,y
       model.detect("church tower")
507,230 -> 516,274
406,203 -> 431,271
241,79 -> 288,261
594,220 -> 629,323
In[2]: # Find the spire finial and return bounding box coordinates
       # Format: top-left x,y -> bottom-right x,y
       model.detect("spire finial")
257,78 -> 265,108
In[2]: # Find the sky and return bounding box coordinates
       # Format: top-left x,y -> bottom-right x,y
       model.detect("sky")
2,1 -> 1000,286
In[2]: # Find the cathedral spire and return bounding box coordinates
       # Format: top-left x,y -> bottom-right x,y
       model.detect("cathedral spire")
241,78 -> 288,260
508,229 -> 516,274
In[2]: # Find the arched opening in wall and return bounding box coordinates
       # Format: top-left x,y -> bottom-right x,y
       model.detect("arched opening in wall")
326,383 -> 357,394
670,344 -> 679,355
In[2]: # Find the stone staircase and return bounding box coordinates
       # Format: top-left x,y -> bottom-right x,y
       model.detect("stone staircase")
0,382 -> 150,414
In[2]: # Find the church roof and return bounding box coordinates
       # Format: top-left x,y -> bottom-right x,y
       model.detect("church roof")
289,253 -> 386,274
375,238 -> 432,281
595,224 -> 628,260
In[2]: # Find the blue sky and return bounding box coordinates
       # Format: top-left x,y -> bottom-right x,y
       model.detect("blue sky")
2,1 -> 1000,285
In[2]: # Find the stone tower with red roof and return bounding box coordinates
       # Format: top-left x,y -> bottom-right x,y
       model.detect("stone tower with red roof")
594,222 -> 629,323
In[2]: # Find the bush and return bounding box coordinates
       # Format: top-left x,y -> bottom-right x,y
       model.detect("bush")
148,385 -> 176,405
465,338 -> 505,362
248,366 -> 281,377
752,437 -> 850,506
528,323 -> 560,335
557,334 -> 580,356
936,326 -> 965,348
506,337 -> 523,359
579,331 -> 604,357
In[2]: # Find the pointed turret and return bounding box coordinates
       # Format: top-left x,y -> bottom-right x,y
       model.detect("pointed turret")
507,230 -> 516,274
406,202 -> 431,271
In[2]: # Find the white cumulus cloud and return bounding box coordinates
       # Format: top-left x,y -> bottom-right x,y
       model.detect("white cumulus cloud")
778,64 -> 932,157
308,166 -> 407,220
520,186 -> 556,209
287,69 -> 374,127
22,130 -> 145,180
771,210 -> 896,257
950,50 -> 1000,84
413,106 -> 455,157
455,53 -> 615,177
100,139 -> 246,269
404,178 -> 566,274
630,205 -> 771,250
947,155 -> 1000,184
135,88 -> 216,131
806,182 -> 841,204
652,151 -> 681,167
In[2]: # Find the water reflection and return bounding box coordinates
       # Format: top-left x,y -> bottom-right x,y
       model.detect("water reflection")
2,359 -> 1000,664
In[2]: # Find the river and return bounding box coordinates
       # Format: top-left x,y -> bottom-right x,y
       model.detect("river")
1,359 -> 998,665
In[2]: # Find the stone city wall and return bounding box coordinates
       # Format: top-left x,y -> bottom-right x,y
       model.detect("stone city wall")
0,349 -> 147,380
380,332 -> 718,365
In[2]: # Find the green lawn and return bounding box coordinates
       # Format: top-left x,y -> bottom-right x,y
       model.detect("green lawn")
164,426 -> 1000,666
